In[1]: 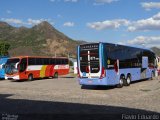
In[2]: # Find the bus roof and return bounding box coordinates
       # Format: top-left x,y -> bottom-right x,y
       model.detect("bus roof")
0,56 -> 9,58
9,56 -> 68,59
79,42 -> 152,51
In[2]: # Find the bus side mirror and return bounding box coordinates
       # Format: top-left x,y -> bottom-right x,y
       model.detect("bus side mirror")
0,65 -> 2,69
0,64 -> 4,69
15,63 -> 19,69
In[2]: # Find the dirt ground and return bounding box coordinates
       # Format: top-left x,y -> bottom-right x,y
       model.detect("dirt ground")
0,76 -> 159,120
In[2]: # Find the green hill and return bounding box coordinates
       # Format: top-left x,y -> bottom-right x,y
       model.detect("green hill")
0,21 -> 84,57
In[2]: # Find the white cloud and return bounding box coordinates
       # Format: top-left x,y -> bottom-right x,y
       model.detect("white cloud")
87,19 -> 130,30
141,2 -> 160,11
87,12 -> 160,32
6,10 -> 12,14
50,0 -> 78,3
128,12 -> 160,32
1,18 -> 54,26
57,14 -> 63,18
121,36 -> 160,48
1,18 -> 23,25
27,18 -> 55,26
94,0 -> 118,5
64,0 -> 78,2
50,0 -> 56,2
63,22 -> 75,27
153,12 -> 160,20
27,18 -> 43,25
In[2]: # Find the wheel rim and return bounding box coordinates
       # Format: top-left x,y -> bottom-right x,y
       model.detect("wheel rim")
127,77 -> 131,84
54,73 -> 58,78
29,75 -> 33,80
120,79 -> 123,86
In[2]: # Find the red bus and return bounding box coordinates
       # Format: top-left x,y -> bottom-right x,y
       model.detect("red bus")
5,56 -> 69,80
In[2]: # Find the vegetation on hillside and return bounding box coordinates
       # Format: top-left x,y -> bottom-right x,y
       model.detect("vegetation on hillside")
0,21 -> 84,57
0,42 -> 10,56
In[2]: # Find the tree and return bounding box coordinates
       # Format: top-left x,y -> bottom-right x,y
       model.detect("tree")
0,42 -> 10,56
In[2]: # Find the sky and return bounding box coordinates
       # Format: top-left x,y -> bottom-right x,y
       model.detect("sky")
0,0 -> 160,48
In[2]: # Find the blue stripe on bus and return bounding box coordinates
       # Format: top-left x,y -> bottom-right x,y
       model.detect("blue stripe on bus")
78,68 -> 153,86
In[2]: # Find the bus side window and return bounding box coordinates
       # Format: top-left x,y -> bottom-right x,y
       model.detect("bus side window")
56,59 -> 60,65
62,59 -> 65,65
51,59 -> 55,64
28,58 -> 36,65
36,58 -> 43,65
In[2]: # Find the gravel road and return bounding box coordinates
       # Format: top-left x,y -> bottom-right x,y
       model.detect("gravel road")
0,76 -> 159,120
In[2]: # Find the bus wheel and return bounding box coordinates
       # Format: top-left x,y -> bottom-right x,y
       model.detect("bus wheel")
53,72 -> 58,78
124,76 -> 131,86
117,76 -> 124,88
28,74 -> 33,81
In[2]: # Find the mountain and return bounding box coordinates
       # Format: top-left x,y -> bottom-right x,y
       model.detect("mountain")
0,21 -> 84,57
151,47 -> 160,56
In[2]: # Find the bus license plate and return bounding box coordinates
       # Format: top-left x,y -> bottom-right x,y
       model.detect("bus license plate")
88,80 -> 92,83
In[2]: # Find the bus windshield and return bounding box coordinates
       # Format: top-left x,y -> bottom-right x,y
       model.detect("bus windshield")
5,58 -> 20,74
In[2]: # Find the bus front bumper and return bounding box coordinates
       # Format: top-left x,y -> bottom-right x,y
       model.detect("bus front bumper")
5,75 -> 20,80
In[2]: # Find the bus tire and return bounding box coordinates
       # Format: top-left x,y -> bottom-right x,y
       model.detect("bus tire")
117,76 -> 124,88
28,74 -> 33,81
124,75 -> 131,86
53,72 -> 58,78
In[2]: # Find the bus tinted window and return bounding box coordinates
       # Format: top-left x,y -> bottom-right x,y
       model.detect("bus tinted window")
56,59 -> 61,65
106,44 -> 142,69
43,58 -> 49,65
28,58 -> 36,65
36,58 -> 43,65
64,59 -> 68,64
80,43 -> 100,73
50,58 -> 56,64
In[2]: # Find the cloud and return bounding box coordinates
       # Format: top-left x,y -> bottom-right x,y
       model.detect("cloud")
94,0 -> 118,5
6,10 -> 12,14
64,0 -> 78,2
120,36 -> 160,48
63,22 -> 75,27
141,2 -> 160,11
27,18 -> 44,25
87,12 -> 160,32
128,12 -> 160,32
57,14 -> 63,18
153,12 -> 160,20
50,0 -> 78,3
50,0 -> 56,2
27,18 -> 55,26
87,19 -> 130,30
1,18 -> 23,25
1,18 -> 54,26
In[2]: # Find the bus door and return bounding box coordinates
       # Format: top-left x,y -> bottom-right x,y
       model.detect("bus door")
19,58 -> 28,79
79,44 -> 101,78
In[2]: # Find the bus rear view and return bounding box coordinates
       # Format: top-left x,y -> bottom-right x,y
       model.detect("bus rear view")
77,43 -> 106,85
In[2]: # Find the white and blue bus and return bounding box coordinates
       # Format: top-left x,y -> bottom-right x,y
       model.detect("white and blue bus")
77,43 -> 156,88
